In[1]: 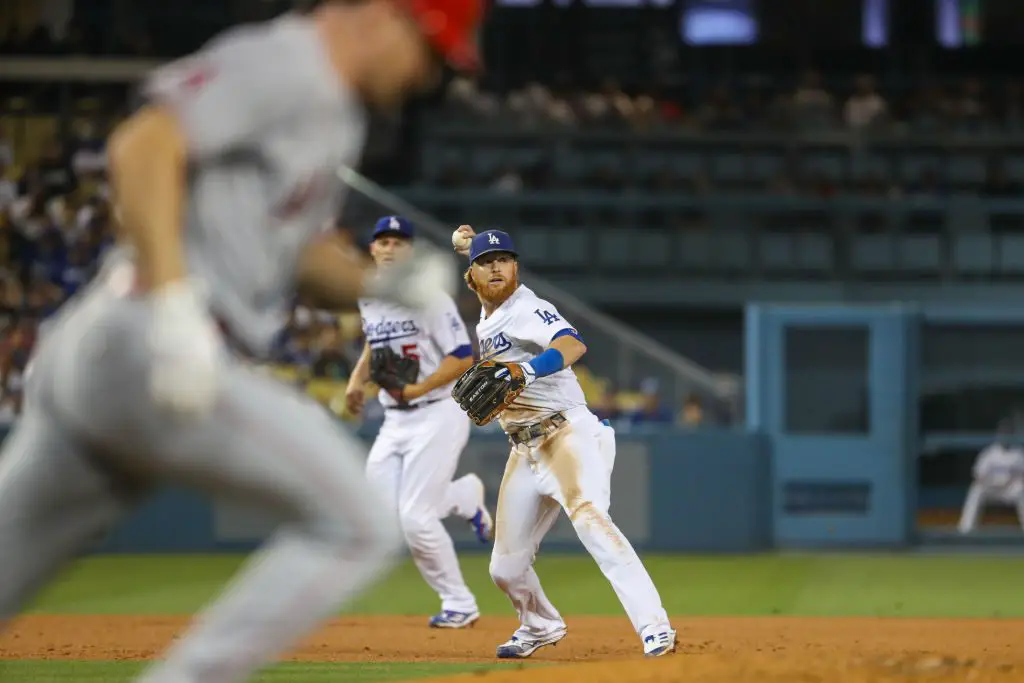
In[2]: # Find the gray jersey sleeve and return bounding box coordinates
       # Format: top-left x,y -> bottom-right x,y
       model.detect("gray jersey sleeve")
142,21 -> 322,159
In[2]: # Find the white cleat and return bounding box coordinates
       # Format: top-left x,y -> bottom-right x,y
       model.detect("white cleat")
495,627 -> 567,659
642,627 -> 678,657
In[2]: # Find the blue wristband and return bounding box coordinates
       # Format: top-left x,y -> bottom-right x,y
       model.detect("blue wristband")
527,348 -> 565,379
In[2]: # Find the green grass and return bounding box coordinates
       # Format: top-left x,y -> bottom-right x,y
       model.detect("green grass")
13,552 -> 1024,682
0,661 -> 504,682
29,552 -> 1024,618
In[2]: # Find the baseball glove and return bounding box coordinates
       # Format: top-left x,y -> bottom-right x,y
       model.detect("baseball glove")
451,360 -> 527,426
369,347 -> 419,400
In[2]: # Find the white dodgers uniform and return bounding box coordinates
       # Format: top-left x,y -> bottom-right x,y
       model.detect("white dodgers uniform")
358,293 -> 484,615
958,442 -> 1024,533
477,284 -> 673,645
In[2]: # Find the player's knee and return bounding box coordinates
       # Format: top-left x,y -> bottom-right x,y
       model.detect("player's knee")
398,512 -> 435,551
489,550 -> 533,591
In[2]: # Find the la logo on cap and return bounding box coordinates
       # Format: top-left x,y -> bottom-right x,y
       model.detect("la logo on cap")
389,216 -> 400,229
488,233 -> 500,245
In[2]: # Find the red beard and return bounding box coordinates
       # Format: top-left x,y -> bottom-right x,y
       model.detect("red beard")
478,277 -> 518,308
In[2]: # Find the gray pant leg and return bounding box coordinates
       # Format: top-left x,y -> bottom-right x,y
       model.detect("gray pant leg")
129,364 -> 403,683
0,410 -> 141,622
42,292 -> 403,683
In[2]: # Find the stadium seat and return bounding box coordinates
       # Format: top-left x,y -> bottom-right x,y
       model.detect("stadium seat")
898,234 -> 942,273
951,233 -> 995,275
851,234 -> 896,272
997,234 -> 1024,275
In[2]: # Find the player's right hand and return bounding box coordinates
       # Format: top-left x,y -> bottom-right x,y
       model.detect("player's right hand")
344,382 -> 365,417
454,225 -> 475,257
146,279 -> 223,417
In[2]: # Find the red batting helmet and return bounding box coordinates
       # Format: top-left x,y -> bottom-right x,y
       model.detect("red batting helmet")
401,0 -> 485,73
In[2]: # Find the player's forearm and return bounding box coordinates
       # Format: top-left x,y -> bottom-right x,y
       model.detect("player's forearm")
514,335 -> 586,385
296,234 -> 372,310
351,342 -> 371,385
538,335 -> 587,371
418,354 -> 473,393
107,106 -> 189,290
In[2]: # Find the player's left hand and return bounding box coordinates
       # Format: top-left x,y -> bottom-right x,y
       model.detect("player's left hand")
495,362 -> 536,387
400,382 -> 428,401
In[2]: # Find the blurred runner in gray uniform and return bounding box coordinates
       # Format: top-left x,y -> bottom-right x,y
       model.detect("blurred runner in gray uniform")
0,0 -> 485,681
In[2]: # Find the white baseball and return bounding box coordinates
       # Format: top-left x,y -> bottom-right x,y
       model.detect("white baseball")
452,229 -> 472,252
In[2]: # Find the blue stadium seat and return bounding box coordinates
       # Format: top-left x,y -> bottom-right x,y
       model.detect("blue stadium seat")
668,153 -> 705,180
516,229 -> 552,266
714,230 -> 753,271
759,232 -> 796,271
632,230 -> 672,267
550,228 -> 591,268
596,229 -> 633,267
1005,156 -> 1024,182
851,234 -> 896,271
895,155 -> 938,184
946,156 -> 987,186
678,230 -> 713,270
708,153 -> 747,185
798,232 -> 834,271
897,234 -> 942,272
801,153 -> 844,183
997,234 -> 1024,274
848,154 -> 889,183
745,153 -> 784,184
952,233 -> 995,275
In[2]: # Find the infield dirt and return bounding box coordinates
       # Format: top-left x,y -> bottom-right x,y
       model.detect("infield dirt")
2,615 -> 1023,682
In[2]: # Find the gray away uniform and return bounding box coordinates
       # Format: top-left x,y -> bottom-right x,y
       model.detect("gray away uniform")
0,13 -> 403,683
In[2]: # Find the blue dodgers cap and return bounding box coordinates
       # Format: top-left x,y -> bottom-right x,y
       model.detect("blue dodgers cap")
371,215 -> 415,240
469,229 -> 517,263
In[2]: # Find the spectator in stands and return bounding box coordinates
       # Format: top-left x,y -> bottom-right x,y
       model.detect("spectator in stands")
951,77 -> 987,130
678,394 -> 705,428
491,165 -> 523,194
791,69 -> 835,129
310,325 -> 351,380
591,384 -> 619,423
628,378 -> 673,424
36,139 -> 75,199
843,74 -> 888,130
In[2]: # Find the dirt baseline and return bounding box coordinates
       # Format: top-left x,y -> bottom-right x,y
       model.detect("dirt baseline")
2,615 -> 1023,682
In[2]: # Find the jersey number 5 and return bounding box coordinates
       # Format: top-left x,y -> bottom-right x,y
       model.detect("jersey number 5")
401,343 -> 420,360
534,309 -> 561,326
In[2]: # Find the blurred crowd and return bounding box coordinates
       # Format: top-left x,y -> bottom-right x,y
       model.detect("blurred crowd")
425,71 -> 1024,201
0,117 -> 703,428
442,70 -> 1024,135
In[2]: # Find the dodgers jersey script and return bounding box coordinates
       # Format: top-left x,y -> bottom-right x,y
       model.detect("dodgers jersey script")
476,284 -> 586,428
138,12 -> 367,356
359,293 -> 472,408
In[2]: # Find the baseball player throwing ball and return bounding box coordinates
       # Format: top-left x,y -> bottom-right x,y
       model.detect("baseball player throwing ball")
347,215 -> 493,629
0,2 -> 483,682
449,226 -> 677,659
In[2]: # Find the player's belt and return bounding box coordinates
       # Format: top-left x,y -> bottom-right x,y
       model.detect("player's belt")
508,412 -> 567,446
387,397 -> 444,412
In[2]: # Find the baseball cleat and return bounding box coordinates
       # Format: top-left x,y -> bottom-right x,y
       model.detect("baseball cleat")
495,628 -> 567,659
467,474 -> 493,543
429,610 -> 480,629
642,628 -> 678,657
